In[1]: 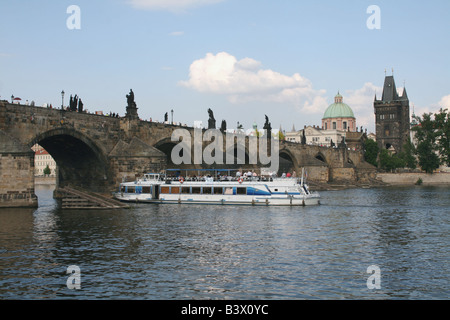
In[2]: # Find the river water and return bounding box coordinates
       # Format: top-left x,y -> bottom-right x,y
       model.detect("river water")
0,184 -> 448,300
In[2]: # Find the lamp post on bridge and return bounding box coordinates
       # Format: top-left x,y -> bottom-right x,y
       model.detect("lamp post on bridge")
61,90 -> 65,109
171,109 -> 174,125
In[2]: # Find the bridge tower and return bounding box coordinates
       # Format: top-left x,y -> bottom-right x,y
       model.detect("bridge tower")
374,75 -> 410,153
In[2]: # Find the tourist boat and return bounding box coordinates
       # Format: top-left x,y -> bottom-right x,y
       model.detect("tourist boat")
113,169 -> 320,206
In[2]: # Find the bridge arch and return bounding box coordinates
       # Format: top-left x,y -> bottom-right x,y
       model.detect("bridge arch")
29,127 -> 111,191
278,148 -> 298,176
314,152 -> 328,165
154,137 -> 178,165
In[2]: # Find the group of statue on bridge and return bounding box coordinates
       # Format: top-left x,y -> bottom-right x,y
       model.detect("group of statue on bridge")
69,94 -> 83,113
124,90 -> 347,149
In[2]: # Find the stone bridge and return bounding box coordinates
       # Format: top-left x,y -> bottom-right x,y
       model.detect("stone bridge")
0,100 -> 376,207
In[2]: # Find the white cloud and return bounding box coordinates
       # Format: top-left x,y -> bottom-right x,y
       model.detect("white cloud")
411,94 -> 450,120
439,95 -> 450,109
301,95 -> 329,115
128,0 -> 224,12
180,52 -> 327,114
344,82 -> 381,112
344,82 -> 382,133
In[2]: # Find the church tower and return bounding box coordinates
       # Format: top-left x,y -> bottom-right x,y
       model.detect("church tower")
374,75 -> 410,153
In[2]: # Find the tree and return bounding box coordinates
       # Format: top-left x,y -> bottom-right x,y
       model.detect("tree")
413,112 -> 440,173
379,149 -> 405,172
43,165 -> 51,176
398,138 -> 417,169
277,130 -> 286,141
364,138 -> 379,167
416,143 -> 440,173
434,108 -> 450,166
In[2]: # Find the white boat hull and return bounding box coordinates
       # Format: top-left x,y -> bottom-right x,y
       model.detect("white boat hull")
114,192 -> 320,206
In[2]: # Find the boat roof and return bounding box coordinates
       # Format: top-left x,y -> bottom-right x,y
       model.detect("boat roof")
165,169 -> 239,172
121,178 -> 300,186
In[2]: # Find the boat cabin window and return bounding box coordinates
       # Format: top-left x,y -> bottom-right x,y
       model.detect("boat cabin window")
161,186 -> 170,194
143,187 -> 151,194
171,187 -> 180,194
127,186 -> 135,193
202,187 -> 212,194
154,185 -> 253,195
182,187 -> 190,194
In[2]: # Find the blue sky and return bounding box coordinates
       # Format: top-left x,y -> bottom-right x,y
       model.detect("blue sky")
1,0 -> 449,133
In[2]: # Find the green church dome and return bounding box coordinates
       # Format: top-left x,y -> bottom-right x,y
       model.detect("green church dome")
322,92 -> 355,119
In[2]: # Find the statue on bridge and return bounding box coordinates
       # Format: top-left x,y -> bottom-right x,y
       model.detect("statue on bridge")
69,94 -> 81,112
263,115 -> 272,137
125,89 -> 139,119
338,136 -> 347,149
220,120 -> 227,132
208,108 -> 216,129
301,129 -> 306,145
126,89 -> 136,108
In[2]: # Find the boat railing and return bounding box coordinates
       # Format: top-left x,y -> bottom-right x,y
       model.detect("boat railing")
162,176 -> 275,183
130,172 -> 304,185
160,176 -> 305,184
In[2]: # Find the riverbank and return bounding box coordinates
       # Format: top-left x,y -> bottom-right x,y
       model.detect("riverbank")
376,172 -> 450,186
308,172 -> 450,191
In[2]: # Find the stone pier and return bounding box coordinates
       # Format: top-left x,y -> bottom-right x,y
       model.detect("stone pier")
0,130 -> 38,208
